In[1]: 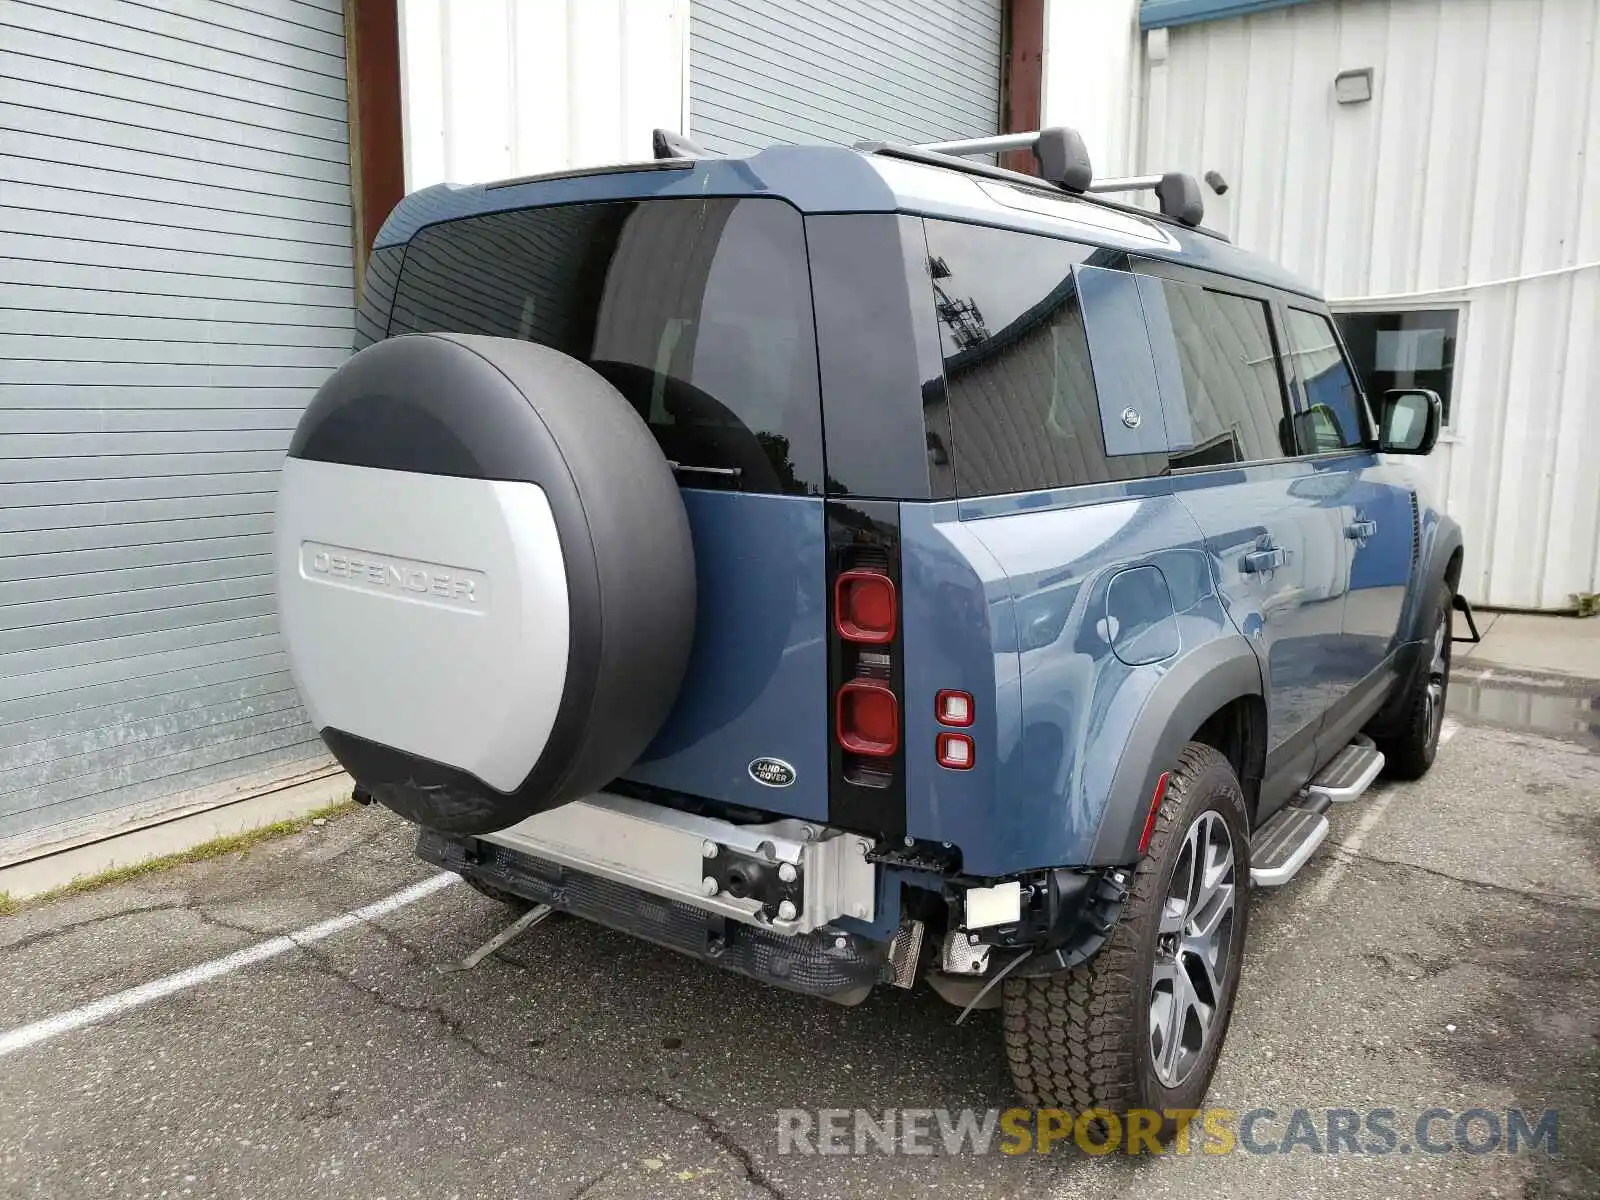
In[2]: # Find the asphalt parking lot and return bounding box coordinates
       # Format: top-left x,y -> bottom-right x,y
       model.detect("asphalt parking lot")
2,674 -> 1596,1200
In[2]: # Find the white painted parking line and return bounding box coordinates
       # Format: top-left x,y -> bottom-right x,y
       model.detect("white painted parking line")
1307,785 -> 1401,906
0,873 -> 459,1059
1302,722 -> 1463,905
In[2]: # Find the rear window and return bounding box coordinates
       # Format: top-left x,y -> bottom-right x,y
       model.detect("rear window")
388,197 -> 823,495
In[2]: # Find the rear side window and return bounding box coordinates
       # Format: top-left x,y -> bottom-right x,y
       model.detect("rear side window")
388,197 -> 823,495
922,220 -> 1166,496
1150,281 -> 1293,468
1283,308 -> 1367,452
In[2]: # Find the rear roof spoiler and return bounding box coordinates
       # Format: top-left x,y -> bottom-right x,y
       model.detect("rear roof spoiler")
652,128 -> 715,159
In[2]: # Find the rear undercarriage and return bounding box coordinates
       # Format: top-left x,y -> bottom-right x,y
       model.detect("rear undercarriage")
412,788 -> 1128,1008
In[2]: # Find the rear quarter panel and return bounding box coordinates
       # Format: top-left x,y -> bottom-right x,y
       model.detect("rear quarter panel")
902,484 -> 1245,877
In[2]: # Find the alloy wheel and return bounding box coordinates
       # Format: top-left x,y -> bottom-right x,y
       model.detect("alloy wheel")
1150,809 -> 1237,1088
1422,615 -> 1450,748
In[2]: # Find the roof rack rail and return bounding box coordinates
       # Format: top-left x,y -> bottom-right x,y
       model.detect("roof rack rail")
912,127 -> 1093,193
908,127 -> 1209,228
1088,172 -> 1206,228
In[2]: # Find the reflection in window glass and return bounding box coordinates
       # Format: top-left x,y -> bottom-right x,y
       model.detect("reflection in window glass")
1158,282 -> 1292,466
389,198 -> 822,495
1388,399 -> 1422,447
1283,308 -> 1366,452
922,220 -> 1165,496
1334,308 -> 1458,424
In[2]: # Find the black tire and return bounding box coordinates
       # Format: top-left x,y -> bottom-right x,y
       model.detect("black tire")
1002,743 -> 1250,1135
1373,589 -> 1452,781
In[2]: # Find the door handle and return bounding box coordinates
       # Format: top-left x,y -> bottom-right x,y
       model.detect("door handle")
1346,520 -> 1377,540
1242,547 -> 1285,573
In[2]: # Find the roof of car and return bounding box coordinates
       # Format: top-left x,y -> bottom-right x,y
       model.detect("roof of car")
373,144 -> 1323,302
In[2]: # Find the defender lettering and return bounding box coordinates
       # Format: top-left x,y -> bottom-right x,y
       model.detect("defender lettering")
302,543 -> 483,610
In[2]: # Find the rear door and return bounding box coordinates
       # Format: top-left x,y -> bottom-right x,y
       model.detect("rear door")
1279,306 -> 1416,739
387,196 -> 833,819
1134,269 -> 1350,809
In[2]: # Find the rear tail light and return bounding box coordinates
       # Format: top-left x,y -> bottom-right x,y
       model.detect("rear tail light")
936,732 -> 974,770
836,679 -> 899,757
829,525 -> 902,811
834,570 -> 896,644
935,689 -> 973,727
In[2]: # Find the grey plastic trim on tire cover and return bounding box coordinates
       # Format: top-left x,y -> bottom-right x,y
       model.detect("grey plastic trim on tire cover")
277,333 -> 696,833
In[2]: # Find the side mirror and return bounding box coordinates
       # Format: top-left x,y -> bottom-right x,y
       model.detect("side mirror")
1378,388 -> 1442,455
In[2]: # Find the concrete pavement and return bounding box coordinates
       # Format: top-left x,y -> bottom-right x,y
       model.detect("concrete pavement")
0,692 -> 1595,1199
1456,610 -> 1600,680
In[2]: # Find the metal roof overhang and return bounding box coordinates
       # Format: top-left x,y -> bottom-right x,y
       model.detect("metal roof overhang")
1140,0 -> 1325,30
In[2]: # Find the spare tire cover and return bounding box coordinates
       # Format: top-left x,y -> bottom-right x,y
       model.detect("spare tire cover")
276,333 -> 695,833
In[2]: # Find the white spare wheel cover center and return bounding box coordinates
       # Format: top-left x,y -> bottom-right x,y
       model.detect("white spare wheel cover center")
277,457 -> 569,792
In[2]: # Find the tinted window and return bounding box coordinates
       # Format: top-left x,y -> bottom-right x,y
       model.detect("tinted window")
1284,308 -> 1367,452
807,214 -> 945,500
389,198 -> 823,495
1335,307 -> 1457,424
922,220 -> 1165,496
1153,281 -> 1292,467
354,243 -> 403,351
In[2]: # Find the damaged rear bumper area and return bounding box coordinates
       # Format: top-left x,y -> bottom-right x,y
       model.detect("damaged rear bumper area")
419,834 -> 885,1005
415,789 -> 1133,1008
416,790 -> 886,1005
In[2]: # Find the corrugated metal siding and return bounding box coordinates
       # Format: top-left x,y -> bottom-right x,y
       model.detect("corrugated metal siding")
0,0 -> 352,848
1044,0 -> 1143,176
1142,0 -> 1600,609
688,0 -> 1002,154
398,0 -> 686,189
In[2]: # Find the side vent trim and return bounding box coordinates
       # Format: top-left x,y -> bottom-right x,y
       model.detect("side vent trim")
1409,490 -> 1421,574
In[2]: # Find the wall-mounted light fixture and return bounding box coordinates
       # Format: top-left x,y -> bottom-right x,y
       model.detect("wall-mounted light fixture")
1334,68 -> 1375,105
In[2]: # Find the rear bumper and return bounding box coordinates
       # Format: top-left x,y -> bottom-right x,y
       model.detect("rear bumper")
480,790 -> 877,934
417,830 -> 886,1004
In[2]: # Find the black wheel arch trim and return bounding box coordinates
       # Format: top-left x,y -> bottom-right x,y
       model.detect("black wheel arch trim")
1368,526 -> 1461,742
1087,634 -> 1265,866
1399,513 -> 1464,645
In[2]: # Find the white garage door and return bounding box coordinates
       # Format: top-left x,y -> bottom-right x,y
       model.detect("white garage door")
689,0 -> 1002,155
0,0 -> 351,850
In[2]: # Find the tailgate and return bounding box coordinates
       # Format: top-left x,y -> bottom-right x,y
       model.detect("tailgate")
621,490 -> 831,820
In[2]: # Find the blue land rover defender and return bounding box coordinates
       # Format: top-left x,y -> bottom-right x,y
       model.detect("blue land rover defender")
275,126 -> 1468,1125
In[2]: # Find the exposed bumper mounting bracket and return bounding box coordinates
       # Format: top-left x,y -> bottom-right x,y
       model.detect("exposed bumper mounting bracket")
481,791 -> 876,935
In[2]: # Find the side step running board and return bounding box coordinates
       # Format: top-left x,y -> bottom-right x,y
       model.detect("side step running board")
1250,806 -> 1328,887
1307,734 -> 1385,803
